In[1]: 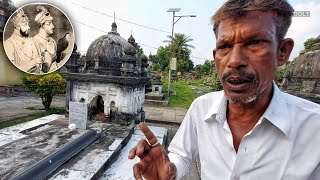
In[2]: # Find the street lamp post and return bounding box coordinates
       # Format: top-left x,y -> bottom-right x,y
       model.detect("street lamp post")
167,8 -> 196,97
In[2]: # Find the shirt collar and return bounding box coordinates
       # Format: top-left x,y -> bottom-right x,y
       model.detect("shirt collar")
263,82 -> 291,137
203,82 -> 291,137
204,91 -> 227,124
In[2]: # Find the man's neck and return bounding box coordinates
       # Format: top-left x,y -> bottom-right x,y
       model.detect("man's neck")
38,29 -> 49,39
226,83 -> 274,152
227,84 -> 273,122
13,30 -> 27,40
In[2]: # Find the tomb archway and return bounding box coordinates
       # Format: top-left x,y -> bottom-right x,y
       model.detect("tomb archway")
89,95 -> 104,119
109,101 -> 116,120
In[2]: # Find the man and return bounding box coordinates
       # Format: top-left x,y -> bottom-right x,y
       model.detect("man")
33,5 -> 57,73
4,9 -> 43,73
129,0 -> 320,179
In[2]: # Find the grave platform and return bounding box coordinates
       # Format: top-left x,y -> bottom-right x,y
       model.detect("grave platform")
0,115 -> 167,180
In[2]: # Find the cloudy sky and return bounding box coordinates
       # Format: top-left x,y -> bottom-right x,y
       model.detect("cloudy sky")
11,0 -> 320,65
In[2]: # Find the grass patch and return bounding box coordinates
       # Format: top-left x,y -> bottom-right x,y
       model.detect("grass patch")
0,107 -> 66,130
162,78 -> 201,109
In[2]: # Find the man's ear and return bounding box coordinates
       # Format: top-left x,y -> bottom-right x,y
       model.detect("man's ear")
213,49 -> 216,61
278,38 -> 294,66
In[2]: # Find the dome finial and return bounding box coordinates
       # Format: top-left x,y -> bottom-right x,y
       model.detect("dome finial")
111,12 -> 117,32
128,33 -> 135,45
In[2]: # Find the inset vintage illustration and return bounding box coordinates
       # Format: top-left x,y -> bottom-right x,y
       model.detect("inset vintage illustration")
3,3 -> 75,74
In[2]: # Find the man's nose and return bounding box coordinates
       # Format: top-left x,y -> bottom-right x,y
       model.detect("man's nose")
227,44 -> 248,69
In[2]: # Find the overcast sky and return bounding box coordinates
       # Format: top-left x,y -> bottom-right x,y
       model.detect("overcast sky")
11,0 -> 320,65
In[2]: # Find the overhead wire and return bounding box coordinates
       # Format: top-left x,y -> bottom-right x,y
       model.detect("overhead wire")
62,0 -> 171,34
63,0 -> 209,60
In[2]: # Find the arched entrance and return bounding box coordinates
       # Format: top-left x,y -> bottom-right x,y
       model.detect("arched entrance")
89,95 -> 105,120
109,101 -> 116,120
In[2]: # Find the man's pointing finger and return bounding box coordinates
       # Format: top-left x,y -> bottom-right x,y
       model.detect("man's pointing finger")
139,122 -> 158,146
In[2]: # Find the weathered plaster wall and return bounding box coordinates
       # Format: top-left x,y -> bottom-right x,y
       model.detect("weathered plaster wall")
282,50 -> 320,103
71,82 -> 145,116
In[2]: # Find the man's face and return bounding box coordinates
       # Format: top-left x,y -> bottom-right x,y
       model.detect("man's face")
19,22 -> 30,37
213,11 -> 283,104
42,20 -> 54,35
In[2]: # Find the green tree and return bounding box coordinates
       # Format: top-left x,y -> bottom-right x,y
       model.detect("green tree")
276,68 -> 285,85
201,60 -> 214,74
194,59 -> 215,74
164,33 -> 195,72
154,46 -> 170,71
133,42 -> 144,56
22,72 -> 66,111
304,38 -> 317,53
194,60 -> 222,90
151,63 -> 161,71
212,70 -> 223,91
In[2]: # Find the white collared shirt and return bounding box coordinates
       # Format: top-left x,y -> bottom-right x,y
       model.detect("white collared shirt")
168,83 -> 320,180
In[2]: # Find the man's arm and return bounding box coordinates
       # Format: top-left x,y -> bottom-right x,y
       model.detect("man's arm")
168,101 -> 199,179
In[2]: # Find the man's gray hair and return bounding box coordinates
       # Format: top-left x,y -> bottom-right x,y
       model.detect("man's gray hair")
211,0 -> 294,42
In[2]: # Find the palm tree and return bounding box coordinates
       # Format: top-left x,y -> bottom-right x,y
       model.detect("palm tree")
164,33 -> 194,72
164,33 -> 194,60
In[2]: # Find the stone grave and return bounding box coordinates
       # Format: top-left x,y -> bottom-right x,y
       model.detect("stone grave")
69,101 -> 89,129
145,74 -> 169,106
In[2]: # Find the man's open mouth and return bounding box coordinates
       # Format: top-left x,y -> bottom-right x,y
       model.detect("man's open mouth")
224,76 -> 255,91
226,78 -> 252,85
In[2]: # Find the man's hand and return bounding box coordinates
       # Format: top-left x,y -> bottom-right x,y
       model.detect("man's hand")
128,122 -> 176,180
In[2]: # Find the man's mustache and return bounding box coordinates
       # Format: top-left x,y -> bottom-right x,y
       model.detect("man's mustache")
221,69 -> 257,82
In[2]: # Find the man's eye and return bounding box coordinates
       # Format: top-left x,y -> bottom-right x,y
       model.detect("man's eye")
218,44 -> 232,50
248,40 -> 265,45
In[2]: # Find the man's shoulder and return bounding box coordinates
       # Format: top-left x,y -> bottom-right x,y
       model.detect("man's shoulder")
33,34 -> 40,39
190,90 -> 224,111
282,91 -> 320,115
195,90 -> 224,102
48,37 -> 55,41
32,35 -> 41,43
4,37 -> 14,46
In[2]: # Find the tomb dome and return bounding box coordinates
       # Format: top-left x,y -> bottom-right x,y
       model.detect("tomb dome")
85,22 -> 134,75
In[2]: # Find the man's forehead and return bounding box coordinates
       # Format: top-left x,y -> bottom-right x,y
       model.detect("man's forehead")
216,11 -> 276,40
220,11 -> 274,27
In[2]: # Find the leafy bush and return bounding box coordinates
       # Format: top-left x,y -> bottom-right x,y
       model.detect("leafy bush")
212,71 -> 223,91
304,38 -> 317,53
22,72 -> 66,110
276,68 -> 285,84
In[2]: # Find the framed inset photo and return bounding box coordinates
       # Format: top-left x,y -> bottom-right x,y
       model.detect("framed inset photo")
3,3 -> 75,75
